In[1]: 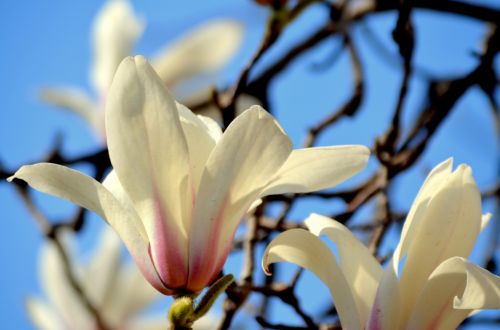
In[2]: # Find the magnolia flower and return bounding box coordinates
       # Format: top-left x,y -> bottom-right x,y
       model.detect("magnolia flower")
26,226 -> 164,330
263,159 -> 500,330
41,0 -> 243,139
10,56 -> 370,295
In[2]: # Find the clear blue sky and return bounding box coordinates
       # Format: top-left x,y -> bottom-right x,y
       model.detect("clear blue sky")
1,1 -> 498,329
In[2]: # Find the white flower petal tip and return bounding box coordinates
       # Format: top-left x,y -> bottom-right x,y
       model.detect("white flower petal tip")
92,0 -> 144,95
38,87 -> 105,139
244,105 -> 289,138
481,213 -> 493,231
407,257 -> 500,329
442,157 -> 454,167
194,19 -> 244,67
25,297 -> 63,330
262,228 -> 334,277
451,259 -> 500,310
260,144 -> 370,196
38,87 -> 97,119
262,228 -> 369,329
152,19 -> 244,85
7,163 -> 109,220
8,163 -> 164,294
303,214 -> 382,325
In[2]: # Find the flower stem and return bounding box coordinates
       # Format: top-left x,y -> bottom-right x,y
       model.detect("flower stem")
168,274 -> 234,329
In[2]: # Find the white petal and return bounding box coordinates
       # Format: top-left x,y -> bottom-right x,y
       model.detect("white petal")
188,106 -> 292,291
397,163 -> 482,325
39,87 -> 99,130
377,159 -> 452,327
25,297 -> 64,330
106,56 -> 192,286
263,229 -> 363,330
453,259 -> 500,310
407,257 -> 500,329
247,198 -> 262,214
196,113 -> 223,142
396,158 -> 453,257
11,164 -> 112,224
176,102 -> 220,193
91,0 -> 144,95
152,19 -> 243,86
481,213 -> 493,231
8,164 -> 146,239
260,145 -> 370,196
102,170 -> 137,217
106,56 -> 191,234
9,163 -> 167,294
305,214 -> 382,325
367,261 -> 400,330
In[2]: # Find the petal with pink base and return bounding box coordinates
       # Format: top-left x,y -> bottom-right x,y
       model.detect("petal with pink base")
149,188 -> 188,290
188,106 -> 291,291
106,56 -> 192,272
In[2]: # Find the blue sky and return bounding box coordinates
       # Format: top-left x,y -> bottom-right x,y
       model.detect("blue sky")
1,0 -> 499,329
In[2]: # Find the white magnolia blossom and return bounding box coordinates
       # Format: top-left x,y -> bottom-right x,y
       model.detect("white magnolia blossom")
11,56 -> 370,295
26,226 -> 165,330
40,0 -> 243,139
263,159 -> 500,330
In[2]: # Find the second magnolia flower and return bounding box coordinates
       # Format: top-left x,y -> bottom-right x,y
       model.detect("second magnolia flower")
263,159 -> 500,329
11,56 -> 370,295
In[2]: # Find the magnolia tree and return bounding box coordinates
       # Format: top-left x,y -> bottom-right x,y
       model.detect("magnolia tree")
2,0 -> 500,329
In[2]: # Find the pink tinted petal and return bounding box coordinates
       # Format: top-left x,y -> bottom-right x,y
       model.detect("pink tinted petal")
366,262 -> 400,330
188,107 -> 291,291
187,199 -> 250,292
149,190 -> 188,290
187,197 -> 230,292
130,246 -> 171,295
106,57 -> 192,283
